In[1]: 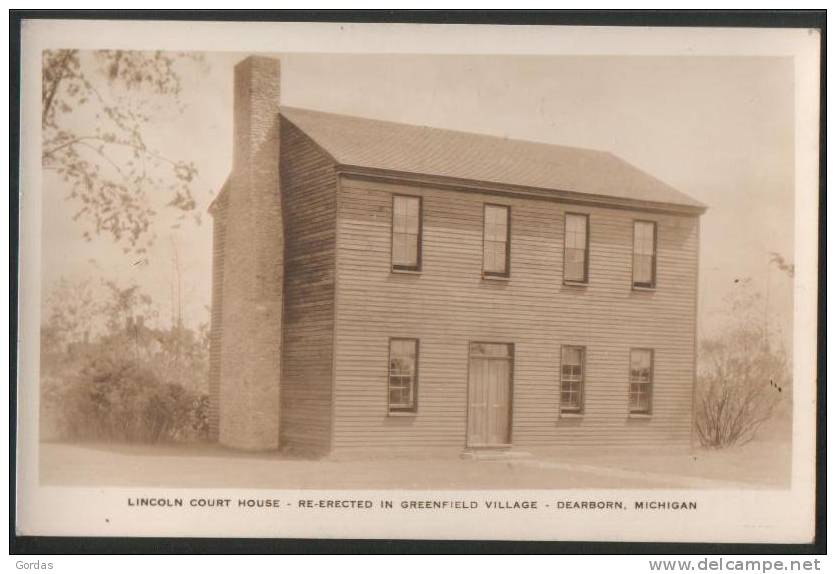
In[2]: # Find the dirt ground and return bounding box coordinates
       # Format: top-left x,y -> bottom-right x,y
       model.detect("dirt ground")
38,438 -> 791,490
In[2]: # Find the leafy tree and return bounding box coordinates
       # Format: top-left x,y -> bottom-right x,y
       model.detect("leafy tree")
42,50 -> 204,254
41,277 -> 100,355
99,280 -> 158,335
40,277 -> 210,442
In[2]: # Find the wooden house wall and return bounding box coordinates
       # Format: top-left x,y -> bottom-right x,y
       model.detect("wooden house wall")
331,176 -> 699,451
278,119 -> 338,453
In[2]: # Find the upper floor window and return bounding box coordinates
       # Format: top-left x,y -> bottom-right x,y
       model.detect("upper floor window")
629,348 -> 653,414
633,220 -> 657,288
389,338 -> 418,413
564,213 -> 589,283
392,195 -> 422,271
483,204 -> 510,277
560,346 -> 585,413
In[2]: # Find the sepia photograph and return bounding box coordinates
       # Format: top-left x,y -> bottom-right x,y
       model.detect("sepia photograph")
13,16 -> 821,545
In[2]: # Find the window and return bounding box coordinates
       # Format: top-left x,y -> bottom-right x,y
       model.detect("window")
564,213 -> 589,283
560,346 -> 585,413
392,195 -> 422,271
388,338 -> 418,413
469,342 -> 513,358
633,221 -> 657,288
629,349 -> 653,414
483,204 -> 510,277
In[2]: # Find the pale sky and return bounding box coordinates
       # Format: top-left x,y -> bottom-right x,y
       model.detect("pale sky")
42,52 -> 795,345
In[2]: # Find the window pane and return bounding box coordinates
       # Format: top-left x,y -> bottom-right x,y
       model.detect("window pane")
405,234 -> 418,263
483,245 -> 495,271
629,382 -> 650,412
483,206 -> 509,274
393,235 -> 408,264
633,254 -> 652,284
470,343 -> 511,357
629,349 -> 651,381
484,241 -> 506,273
565,214 -> 587,248
561,389 -> 580,410
562,346 -> 582,367
565,247 -> 586,282
634,221 -> 654,254
406,212 -> 420,234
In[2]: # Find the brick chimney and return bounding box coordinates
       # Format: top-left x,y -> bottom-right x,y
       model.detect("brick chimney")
213,56 -> 284,450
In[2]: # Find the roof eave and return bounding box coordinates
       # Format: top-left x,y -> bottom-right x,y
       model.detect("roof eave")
335,165 -> 707,216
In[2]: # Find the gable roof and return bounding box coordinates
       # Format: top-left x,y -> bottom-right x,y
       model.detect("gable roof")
279,106 -> 706,214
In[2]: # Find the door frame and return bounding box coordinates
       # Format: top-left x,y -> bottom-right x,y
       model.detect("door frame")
465,341 -> 515,448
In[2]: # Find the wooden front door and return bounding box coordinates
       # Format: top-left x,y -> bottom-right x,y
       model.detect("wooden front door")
467,343 -> 513,447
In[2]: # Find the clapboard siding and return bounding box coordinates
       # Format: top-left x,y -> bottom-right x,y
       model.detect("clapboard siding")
332,176 -> 698,450
278,119 -> 337,453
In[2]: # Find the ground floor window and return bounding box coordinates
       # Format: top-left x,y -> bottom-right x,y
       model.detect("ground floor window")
629,348 -> 654,414
560,346 -> 585,413
388,338 -> 418,413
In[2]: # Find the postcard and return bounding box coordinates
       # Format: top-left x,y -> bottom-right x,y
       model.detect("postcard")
15,18 -> 821,543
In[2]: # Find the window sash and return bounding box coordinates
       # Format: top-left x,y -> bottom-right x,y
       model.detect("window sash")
392,196 -> 421,270
560,346 -> 585,412
632,221 -> 656,287
389,339 -> 418,412
628,349 -> 653,413
483,205 -> 510,275
629,382 -> 652,412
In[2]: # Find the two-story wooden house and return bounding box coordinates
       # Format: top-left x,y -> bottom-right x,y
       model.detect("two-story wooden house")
208,56 -> 706,456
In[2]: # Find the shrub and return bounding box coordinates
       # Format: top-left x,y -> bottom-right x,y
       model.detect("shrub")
46,354 -> 209,443
695,331 -> 788,448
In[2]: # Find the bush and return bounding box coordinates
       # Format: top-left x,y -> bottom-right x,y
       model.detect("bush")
694,333 -> 788,448
44,354 -> 209,443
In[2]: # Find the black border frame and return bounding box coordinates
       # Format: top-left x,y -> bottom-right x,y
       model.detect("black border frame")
9,8 -> 826,556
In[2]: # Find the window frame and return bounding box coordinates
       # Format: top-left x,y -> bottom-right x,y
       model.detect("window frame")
563,212 -> 590,284
391,194 -> 423,273
628,348 -> 654,415
387,337 -> 419,414
559,345 -> 586,414
482,203 -> 511,278
631,220 -> 658,289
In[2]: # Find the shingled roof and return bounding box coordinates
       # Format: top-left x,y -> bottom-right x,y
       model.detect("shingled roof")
279,106 -> 706,213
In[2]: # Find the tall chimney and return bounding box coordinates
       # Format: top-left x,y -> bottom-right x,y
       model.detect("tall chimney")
216,56 -> 283,450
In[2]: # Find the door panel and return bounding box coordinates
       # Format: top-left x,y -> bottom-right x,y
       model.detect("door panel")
467,349 -> 512,447
467,358 -> 487,446
489,359 -> 510,445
